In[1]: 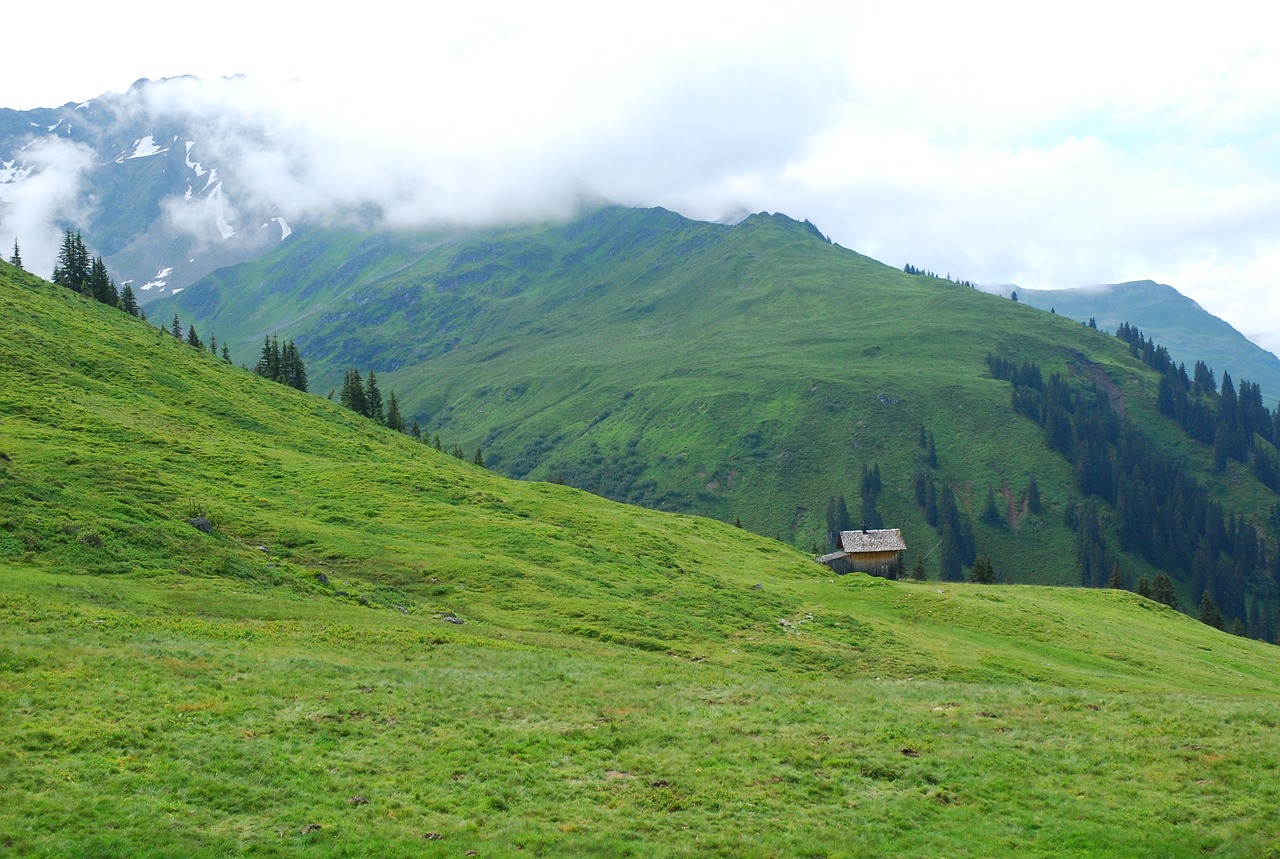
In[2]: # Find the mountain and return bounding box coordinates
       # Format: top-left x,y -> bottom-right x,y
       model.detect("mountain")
6,251 -> 1280,856
0,78 -> 286,297
150,206 -> 1280,629
1008,281 -> 1280,407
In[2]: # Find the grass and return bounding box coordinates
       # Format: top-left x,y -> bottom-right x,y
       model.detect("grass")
5,263 -> 1280,855
152,206 -> 1276,594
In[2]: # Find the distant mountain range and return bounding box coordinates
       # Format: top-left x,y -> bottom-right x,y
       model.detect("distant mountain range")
0,78 -> 286,297
997,281 -> 1280,407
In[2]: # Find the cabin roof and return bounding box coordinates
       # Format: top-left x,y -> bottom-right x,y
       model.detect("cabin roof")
839,528 -> 907,553
815,551 -> 849,564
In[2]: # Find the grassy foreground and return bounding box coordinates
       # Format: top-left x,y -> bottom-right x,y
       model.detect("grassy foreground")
3,264 -> 1280,856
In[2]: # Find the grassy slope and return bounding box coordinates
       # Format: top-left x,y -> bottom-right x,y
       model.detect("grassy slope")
1015,281 -> 1280,408
156,206 -> 1264,590
4,264 -> 1280,856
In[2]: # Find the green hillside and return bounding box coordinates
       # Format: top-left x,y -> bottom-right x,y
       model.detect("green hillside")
1013,280 -> 1280,408
5,259 -> 1280,856
155,207 -> 1280,608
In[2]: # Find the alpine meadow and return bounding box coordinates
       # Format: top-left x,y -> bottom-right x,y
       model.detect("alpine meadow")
5,76 -> 1280,858
5,228 -> 1280,856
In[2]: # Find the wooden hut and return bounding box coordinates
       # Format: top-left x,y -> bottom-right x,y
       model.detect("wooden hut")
816,528 -> 907,577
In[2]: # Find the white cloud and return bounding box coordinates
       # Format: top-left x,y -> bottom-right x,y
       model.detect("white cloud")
0,137 -> 97,277
3,2 -> 1280,351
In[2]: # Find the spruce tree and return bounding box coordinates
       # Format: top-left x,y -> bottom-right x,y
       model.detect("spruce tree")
280,340 -> 307,392
1199,590 -> 1223,629
87,256 -> 117,306
186,324 -> 203,350
1136,575 -> 1151,598
981,486 -> 1001,526
1025,475 -> 1041,514
9,237 -> 22,269
969,555 -> 995,584
910,552 -> 928,581
52,230 -> 90,293
1107,563 -> 1124,590
383,391 -> 404,431
340,369 -> 369,415
221,343 -> 231,363
1152,572 -> 1177,609
365,370 -> 385,424
472,448 -> 485,467
118,284 -> 140,317
169,313 -> 183,338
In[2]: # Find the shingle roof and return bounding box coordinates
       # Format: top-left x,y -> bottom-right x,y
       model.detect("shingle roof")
815,551 -> 849,564
840,529 -> 907,553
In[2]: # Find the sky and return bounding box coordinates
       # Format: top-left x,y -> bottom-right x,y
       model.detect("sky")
5,1 -> 1280,352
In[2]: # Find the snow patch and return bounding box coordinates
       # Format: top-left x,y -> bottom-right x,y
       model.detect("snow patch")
203,168 -> 218,191
127,135 -> 168,159
207,182 -> 236,239
170,288 -> 184,294
260,217 -> 292,241
155,267 -> 173,279
184,140 -> 207,177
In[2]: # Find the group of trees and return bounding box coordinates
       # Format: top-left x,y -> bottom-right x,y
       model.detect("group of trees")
47,230 -> 142,317
254,336 -> 308,392
988,341 -> 1280,641
339,369 -> 403,430
902,263 -> 976,289
337,367 -> 486,466
167,312 -> 233,363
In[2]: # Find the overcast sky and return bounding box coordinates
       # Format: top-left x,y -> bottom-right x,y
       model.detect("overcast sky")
5,1 -> 1280,352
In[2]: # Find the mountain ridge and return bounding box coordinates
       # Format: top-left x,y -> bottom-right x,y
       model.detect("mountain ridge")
1005,280 -> 1280,406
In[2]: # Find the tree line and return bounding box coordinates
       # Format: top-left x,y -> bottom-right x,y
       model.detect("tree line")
338,367 -> 485,465
988,343 -> 1279,642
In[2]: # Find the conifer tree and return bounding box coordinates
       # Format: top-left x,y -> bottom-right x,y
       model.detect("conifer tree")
52,230 -> 90,293
365,370 -> 385,424
1136,575 -> 1151,599
472,448 -> 485,467
910,552 -> 928,581
451,444 -> 466,459
87,256 -> 117,306
410,419 -> 422,440
118,283 -> 140,317
1107,563 -> 1124,589
981,486 -> 1001,526
169,313 -> 183,338
969,555 -> 996,584
385,390 -> 405,432
280,340 -> 307,392
186,324 -> 203,350
208,334 -> 217,356
340,369 -> 368,415
8,237 -> 21,269
1151,572 -> 1177,609
1199,590 -> 1223,629
1025,475 -> 1041,514
255,336 -> 282,381
221,344 -> 231,363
